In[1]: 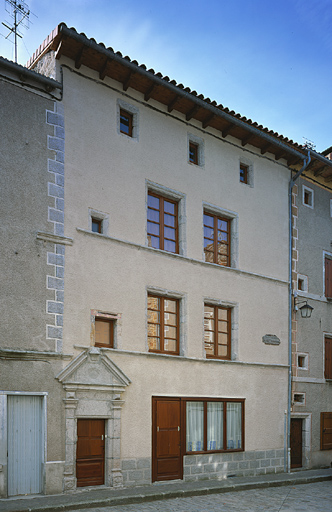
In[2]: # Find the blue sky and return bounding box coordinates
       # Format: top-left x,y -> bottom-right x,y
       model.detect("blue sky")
1,0 -> 331,152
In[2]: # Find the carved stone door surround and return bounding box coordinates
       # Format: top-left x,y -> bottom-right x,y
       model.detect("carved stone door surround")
56,347 -> 131,492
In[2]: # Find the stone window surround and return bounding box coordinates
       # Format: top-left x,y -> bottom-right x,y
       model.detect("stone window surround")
302,184 -> 314,209
88,208 -> 109,235
293,392 -> 306,406
297,274 -> 308,293
297,352 -> 309,371
146,180 -> 187,257
202,297 -> 239,361
146,286 -> 187,357
117,99 -> 139,140
90,309 -> 122,349
202,201 -> 239,269
187,133 -> 205,167
239,157 -> 254,188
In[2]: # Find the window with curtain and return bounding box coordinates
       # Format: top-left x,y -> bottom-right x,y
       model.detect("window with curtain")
185,399 -> 243,453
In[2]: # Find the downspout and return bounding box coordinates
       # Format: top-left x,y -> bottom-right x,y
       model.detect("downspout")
287,150 -> 311,472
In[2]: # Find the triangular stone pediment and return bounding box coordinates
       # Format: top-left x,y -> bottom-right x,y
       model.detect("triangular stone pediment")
56,348 -> 131,389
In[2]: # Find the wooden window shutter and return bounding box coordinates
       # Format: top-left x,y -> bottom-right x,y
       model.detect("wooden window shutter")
325,337 -> 332,380
321,412 -> 332,450
325,258 -> 332,299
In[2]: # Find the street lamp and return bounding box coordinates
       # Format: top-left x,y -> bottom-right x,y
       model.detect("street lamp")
294,296 -> 314,318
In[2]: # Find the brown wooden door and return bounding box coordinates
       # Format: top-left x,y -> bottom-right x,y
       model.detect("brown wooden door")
290,418 -> 302,468
76,419 -> 105,487
152,398 -> 182,482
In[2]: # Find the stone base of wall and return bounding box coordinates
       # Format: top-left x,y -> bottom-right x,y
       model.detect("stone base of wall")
121,458 -> 151,487
183,450 -> 285,481
121,450 -> 284,487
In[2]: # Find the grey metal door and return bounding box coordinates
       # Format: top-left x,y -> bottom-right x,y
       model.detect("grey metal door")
7,395 -> 44,496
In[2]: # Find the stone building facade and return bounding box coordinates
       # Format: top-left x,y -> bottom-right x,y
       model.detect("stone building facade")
0,23 -> 331,497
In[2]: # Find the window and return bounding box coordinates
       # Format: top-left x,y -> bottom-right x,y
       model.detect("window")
188,134 -> 204,167
147,294 -> 179,355
95,317 -> 114,347
293,393 -> 305,405
204,305 -> 231,360
185,398 -> 244,453
189,142 -> 198,165
91,310 -> 119,348
321,412 -> 332,450
117,99 -> 139,140
302,185 -> 314,208
297,353 -> 308,370
89,209 -> 109,235
325,337 -> 332,380
297,274 -> 308,292
147,192 -> 178,253
120,109 -> 133,136
325,258 -> 332,299
204,212 -> 230,266
240,163 -> 248,184
91,217 -> 102,234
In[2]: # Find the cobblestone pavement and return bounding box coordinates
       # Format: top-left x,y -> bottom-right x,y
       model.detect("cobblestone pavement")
73,481 -> 332,512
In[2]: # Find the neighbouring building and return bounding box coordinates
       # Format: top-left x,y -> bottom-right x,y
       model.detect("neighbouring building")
290,149 -> 332,470
0,23 -> 331,497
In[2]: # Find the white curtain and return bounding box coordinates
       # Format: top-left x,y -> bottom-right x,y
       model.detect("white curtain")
186,402 -> 204,452
207,402 -> 223,450
226,402 -> 242,449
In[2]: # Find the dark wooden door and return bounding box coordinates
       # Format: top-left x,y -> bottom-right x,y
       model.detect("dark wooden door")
290,418 -> 302,468
152,398 -> 182,482
76,419 -> 105,487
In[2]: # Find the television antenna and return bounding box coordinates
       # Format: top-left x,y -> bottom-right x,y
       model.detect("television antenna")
2,0 -> 35,63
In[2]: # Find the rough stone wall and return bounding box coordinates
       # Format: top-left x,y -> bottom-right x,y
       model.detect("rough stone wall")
33,51 -> 57,80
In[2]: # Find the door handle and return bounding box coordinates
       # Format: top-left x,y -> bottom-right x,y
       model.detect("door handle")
101,435 -> 104,440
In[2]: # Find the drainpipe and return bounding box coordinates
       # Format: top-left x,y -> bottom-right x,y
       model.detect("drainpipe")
287,150 -> 311,472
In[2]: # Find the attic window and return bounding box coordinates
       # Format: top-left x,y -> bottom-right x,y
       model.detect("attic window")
189,142 -> 198,165
240,163 -> 248,184
120,109 -> 133,136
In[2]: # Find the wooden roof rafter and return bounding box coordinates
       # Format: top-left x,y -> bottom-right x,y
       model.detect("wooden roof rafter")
202,113 -> 215,129
144,83 -> 158,101
123,70 -> 135,91
167,94 -> 181,113
241,133 -> 255,147
222,122 -> 235,138
99,57 -> 113,80
186,104 -> 201,121
74,45 -> 86,69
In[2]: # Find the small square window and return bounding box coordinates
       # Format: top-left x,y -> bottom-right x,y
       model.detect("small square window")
302,185 -> 314,208
91,217 -> 102,234
189,142 -> 198,165
297,274 -> 308,292
95,317 -> 114,347
240,163 -> 248,184
297,353 -> 308,370
120,109 -> 133,137
89,209 -> 109,236
293,393 -> 305,405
